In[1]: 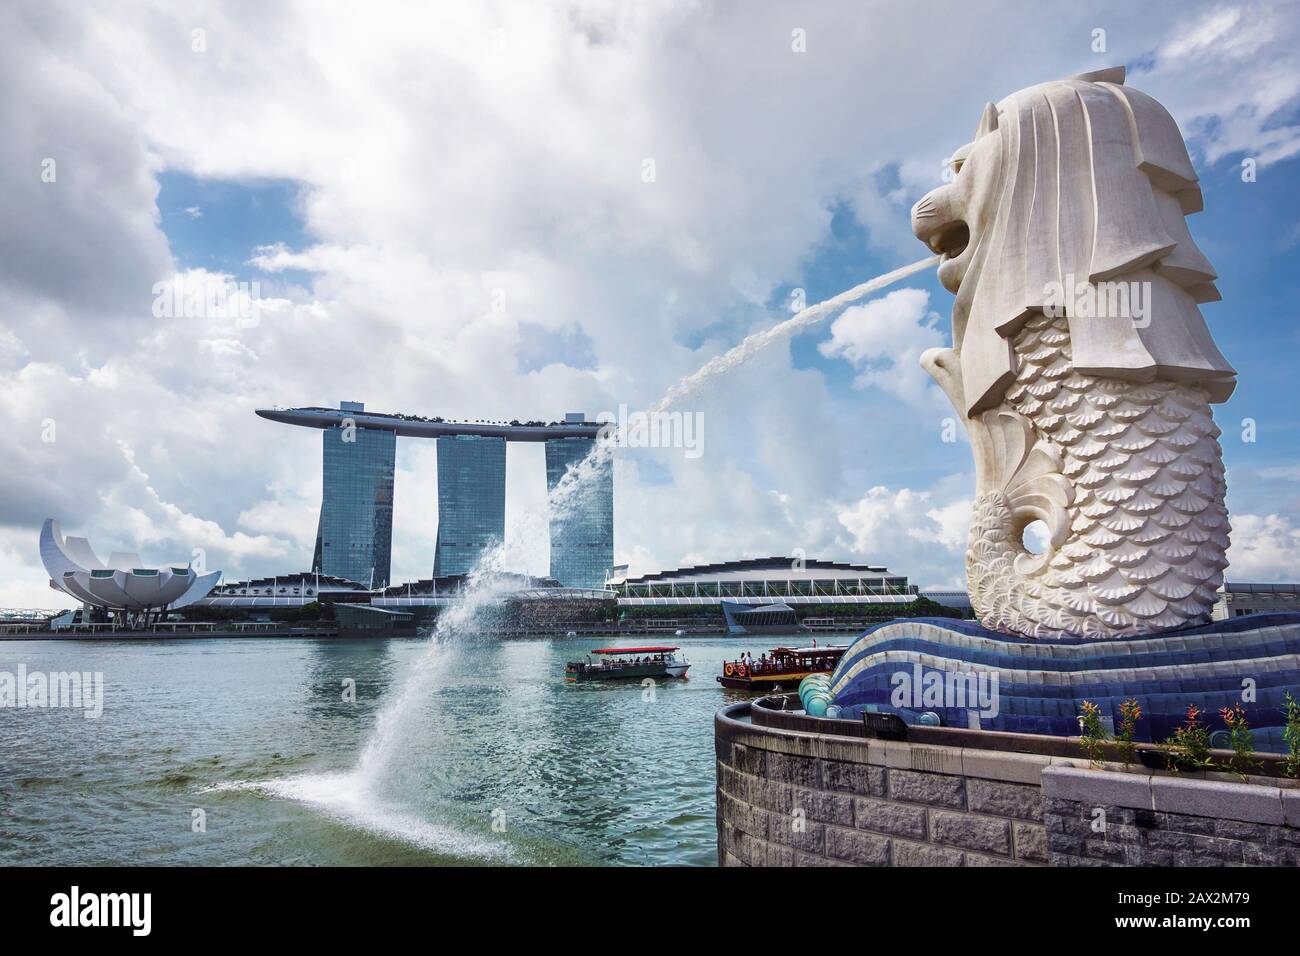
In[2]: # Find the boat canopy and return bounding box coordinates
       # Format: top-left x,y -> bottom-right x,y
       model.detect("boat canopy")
591,645 -> 679,655
769,646 -> 847,657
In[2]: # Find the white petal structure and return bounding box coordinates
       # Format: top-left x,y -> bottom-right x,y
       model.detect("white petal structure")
40,519 -> 220,612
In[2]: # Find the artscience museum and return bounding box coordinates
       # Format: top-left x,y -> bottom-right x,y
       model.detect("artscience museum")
39,518 -> 221,624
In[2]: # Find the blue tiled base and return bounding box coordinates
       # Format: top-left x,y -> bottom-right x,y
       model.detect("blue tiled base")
828,613 -> 1300,752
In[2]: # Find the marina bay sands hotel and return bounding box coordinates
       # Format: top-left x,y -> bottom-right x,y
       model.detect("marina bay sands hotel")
255,402 -> 613,590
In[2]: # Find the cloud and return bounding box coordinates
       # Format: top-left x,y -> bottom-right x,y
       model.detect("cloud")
834,475 -> 972,589
1226,513 -> 1300,582
818,288 -> 946,408
1141,4 -> 1300,167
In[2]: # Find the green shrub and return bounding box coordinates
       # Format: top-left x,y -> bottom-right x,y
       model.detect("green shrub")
1163,704 -> 1213,774
1077,700 -> 1108,768
1283,691 -> 1300,780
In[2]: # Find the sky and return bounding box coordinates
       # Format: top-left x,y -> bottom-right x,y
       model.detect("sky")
2,0 -> 1299,608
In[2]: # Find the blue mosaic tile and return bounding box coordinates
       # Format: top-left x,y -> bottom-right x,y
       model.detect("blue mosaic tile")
828,613 -> 1300,753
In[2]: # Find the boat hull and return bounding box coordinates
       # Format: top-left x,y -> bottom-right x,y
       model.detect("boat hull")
716,669 -> 828,692
567,663 -> 689,682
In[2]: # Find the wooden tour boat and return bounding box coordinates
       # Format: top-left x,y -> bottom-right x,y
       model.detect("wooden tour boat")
716,644 -> 846,691
565,645 -> 690,682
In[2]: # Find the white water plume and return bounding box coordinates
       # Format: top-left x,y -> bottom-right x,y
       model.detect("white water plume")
651,255 -> 937,414
202,774 -> 511,861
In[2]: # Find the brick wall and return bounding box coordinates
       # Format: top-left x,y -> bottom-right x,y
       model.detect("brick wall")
716,705 -> 1050,866
1043,765 -> 1300,866
716,703 -> 1300,867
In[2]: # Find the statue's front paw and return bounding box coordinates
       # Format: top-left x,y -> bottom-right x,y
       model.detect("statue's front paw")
921,346 -> 962,412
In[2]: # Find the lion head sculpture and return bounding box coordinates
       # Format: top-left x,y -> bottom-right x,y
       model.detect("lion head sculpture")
911,66 -> 1235,417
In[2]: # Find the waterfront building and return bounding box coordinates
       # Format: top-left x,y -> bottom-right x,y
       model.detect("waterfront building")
433,434 -> 506,576
39,518 -> 220,623
313,402 -> 396,588
545,427 -> 613,589
1213,582 -> 1300,619
607,557 -> 964,630
609,557 -> 919,606
205,571 -> 372,607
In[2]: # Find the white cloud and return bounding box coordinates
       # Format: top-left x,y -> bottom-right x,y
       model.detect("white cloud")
1226,513 -> 1300,582
818,288 -> 946,408
1141,4 -> 1300,166
834,476 -> 972,589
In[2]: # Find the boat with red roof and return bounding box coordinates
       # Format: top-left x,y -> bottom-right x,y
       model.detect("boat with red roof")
717,644 -> 847,691
565,645 -> 690,682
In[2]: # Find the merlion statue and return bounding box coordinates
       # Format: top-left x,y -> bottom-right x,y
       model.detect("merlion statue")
911,66 -> 1235,639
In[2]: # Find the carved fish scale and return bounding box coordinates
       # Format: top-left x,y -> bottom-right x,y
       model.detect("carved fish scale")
968,313 -> 1230,638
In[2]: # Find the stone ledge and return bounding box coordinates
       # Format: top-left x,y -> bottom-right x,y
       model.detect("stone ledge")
1041,764 -> 1153,810
961,748 -> 1053,784
715,710 -> 869,764
1285,790 -> 1300,828
1149,776 -> 1285,826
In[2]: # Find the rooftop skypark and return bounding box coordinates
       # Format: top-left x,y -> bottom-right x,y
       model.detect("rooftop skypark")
256,403 -> 604,441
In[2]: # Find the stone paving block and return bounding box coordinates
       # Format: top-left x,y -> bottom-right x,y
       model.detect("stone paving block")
853,796 -> 928,839
888,769 -> 965,808
1013,821 -> 1049,862
892,839 -> 964,867
964,851 -> 1021,867
767,842 -> 794,866
1081,837 -> 1128,864
733,742 -> 765,776
967,778 -> 1043,820
930,809 -> 1011,855
766,751 -> 820,789
752,778 -> 794,815
1244,842 -> 1298,866
1142,828 -> 1244,863
794,850 -> 852,867
793,787 -> 854,827
821,758 -> 885,796
768,812 -> 825,855
825,825 -> 890,865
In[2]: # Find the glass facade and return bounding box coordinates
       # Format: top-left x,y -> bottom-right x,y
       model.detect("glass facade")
611,573 -> 918,599
545,436 -> 613,589
433,435 -> 506,576
313,424 -> 396,587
